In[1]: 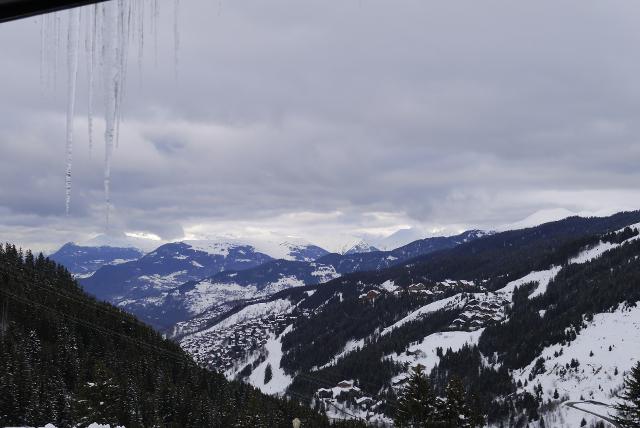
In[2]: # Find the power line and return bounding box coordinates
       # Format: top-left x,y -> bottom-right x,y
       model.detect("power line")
0,263 -> 151,331
0,287 -> 192,365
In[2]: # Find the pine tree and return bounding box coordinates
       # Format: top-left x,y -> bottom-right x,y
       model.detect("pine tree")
468,393 -> 485,427
614,362 -> 640,427
394,365 -> 438,427
264,363 -> 273,384
439,376 -> 472,428
71,361 -> 120,426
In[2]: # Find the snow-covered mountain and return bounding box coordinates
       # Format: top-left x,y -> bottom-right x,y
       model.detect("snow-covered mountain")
82,232 -> 164,253
77,238 -> 329,327
372,227 -> 427,250
49,242 -> 144,278
80,241 -> 272,315
342,240 -> 379,255
149,230 -> 486,332
173,212 -> 640,426
183,238 -> 329,263
128,259 -> 341,330
48,232 -> 165,278
75,230 -> 484,330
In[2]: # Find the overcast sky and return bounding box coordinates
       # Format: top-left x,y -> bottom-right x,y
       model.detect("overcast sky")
1,0 -> 640,253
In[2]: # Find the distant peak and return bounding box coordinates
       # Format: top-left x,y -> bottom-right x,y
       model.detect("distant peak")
343,240 -> 380,255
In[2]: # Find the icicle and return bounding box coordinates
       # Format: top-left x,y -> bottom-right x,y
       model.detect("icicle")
65,8 -> 81,216
40,17 -> 45,89
40,0 -> 175,223
153,0 -> 159,67
137,0 -> 145,81
174,0 -> 180,79
86,5 -> 97,154
55,13 -> 61,90
102,1 -> 120,227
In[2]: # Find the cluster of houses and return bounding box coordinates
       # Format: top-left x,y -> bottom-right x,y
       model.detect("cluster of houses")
358,279 -> 485,304
315,379 -> 384,416
450,294 -> 509,331
190,312 -> 300,371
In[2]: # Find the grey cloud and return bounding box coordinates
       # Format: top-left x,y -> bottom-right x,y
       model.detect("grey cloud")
1,0 -> 640,251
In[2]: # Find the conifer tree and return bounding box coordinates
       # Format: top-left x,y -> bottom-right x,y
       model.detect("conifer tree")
394,365 -> 437,427
264,363 -> 273,384
439,376 -> 472,428
614,362 -> 640,428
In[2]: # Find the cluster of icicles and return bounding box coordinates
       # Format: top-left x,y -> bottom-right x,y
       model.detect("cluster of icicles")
40,0 -> 179,226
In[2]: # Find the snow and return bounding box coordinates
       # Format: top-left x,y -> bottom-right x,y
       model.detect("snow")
343,239 -> 379,255
190,299 -> 293,337
248,325 -> 294,395
565,224 -> 640,267
374,227 -> 426,250
498,266 -> 562,298
184,240 -> 235,257
513,302 -> 640,408
388,329 -> 485,377
569,241 -> 620,264
177,280 -> 259,316
83,232 -> 161,252
310,264 -> 340,282
319,338 -> 365,369
379,279 -> 398,292
108,258 -> 136,265
497,225 -> 640,300
500,208 -> 577,231
184,237 -> 323,261
261,276 -> 306,294
137,270 -> 187,290
381,293 -> 468,336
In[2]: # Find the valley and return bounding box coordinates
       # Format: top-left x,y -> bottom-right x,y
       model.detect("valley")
45,212 -> 640,427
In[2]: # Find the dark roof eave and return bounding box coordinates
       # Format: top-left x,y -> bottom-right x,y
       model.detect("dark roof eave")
0,0 -> 108,24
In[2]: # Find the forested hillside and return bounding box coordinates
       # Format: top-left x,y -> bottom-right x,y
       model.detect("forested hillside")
176,212 -> 640,426
0,243 -> 362,427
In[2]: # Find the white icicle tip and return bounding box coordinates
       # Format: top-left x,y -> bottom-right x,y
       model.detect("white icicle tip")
41,1 -> 178,222
65,8 -> 80,215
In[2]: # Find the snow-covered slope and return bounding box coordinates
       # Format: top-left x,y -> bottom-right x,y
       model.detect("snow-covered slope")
179,214 -> 640,426
342,239 -> 380,255
79,241 -> 275,328
514,302 -> 640,404
82,232 -> 163,253
184,237 -> 329,263
81,231 -> 484,331
179,298 -> 299,374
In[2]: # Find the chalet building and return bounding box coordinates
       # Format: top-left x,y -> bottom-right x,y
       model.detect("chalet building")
359,289 -> 381,303
337,380 -> 354,389
406,283 -> 426,293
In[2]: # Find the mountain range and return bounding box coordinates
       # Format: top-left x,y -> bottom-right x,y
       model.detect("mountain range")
43,212 -> 640,426
58,230 -> 485,329
173,212 -> 640,426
